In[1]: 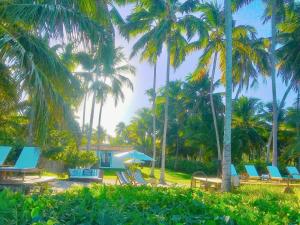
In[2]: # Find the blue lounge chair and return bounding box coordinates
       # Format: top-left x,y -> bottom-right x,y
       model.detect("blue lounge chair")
245,165 -> 260,179
231,164 -> 238,176
0,146 -> 12,166
133,170 -> 148,185
69,169 -> 103,182
286,166 -> 300,180
116,171 -> 132,185
267,166 -> 284,181
0,147 -> 41,180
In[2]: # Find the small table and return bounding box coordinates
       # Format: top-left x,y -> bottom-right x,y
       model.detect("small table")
191,177 -> 222,190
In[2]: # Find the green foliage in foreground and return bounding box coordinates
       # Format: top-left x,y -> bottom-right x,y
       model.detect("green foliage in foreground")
0,185 -> 299,225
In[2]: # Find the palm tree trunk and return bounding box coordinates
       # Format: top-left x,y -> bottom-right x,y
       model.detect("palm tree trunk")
97,98 -> 104,150
210,52 -> 222,161
87,91 -> 96,151
270,0 -> 278,167
82,93 -> 87,134
296,91 -> 300,169
266,80 -> 293,163
174,132 -> 179,170
222,0 -> 233,192
28,104 -> 35,145
150,63 -> 157,178
159,42 -> 171,184
266,131 -> 272,163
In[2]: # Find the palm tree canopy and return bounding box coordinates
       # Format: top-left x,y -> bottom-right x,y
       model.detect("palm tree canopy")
125,0 -> 208,67
186,2 -> 269,93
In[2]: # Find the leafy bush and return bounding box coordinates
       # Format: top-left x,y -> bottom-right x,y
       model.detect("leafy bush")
44,130 -> 98,168
166,157 -> 218,175
0,185 -> 299,225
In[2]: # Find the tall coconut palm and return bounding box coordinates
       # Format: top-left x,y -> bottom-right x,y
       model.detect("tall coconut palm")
125,5 -> 161,177
187,2 -> 259,172
75,52 -> 95,134
96,47 -> 135,150
223,0 -> 233,192
268,4 -> 300,163
234,0 -> 290,167
125,0 -> 207,184
260,3 -> 300,163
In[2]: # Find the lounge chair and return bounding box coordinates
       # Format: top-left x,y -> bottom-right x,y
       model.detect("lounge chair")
69,169 -> 103,182
132,170 -> 148,185
230,164 -> 240,187
245,165 -> 260,180
267,166 -> 285,181
0,147 -> 41,180
286,166 -> 300,180
116,171 -> 131,185
231,164 -> 238,177
0,146 -> 12,166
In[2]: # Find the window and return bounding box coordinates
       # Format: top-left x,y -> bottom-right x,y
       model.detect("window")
99,152 -> 112,168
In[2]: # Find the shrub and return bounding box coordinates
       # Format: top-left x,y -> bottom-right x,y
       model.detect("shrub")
44,130 -> 98,168
166,157 -> 218,175
1,185 -> 298,225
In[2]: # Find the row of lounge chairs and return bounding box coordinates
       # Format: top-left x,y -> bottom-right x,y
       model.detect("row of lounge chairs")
232,164 -> 300,181
116,170 -> 149,186
68,169 -> 149,185
0,146 -> 41,180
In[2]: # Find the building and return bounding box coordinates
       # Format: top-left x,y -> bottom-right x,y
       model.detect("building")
80,145 -> 134,169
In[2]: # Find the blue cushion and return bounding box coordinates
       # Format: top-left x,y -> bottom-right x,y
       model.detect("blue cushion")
14,147 -> 40,169
231,164 -> 238,176
286,166 -> 300,180
0,146 -> 11,166
267,166 -> 282,178
69,169 -> 99,178
245,165 -> 259,177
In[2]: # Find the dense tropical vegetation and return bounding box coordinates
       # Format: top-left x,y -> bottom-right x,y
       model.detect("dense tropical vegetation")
0,185 -> 299,224
0,0 -> 300,193
1,1 -> 300,224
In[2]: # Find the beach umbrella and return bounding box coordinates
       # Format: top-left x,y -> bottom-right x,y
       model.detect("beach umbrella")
124,158 -> 145,164
114,150 -> 153,161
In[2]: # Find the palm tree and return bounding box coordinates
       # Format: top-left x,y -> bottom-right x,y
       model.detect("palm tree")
96,47 -> 135,150
75,52 -> 95,134
125,0 -> 207,184
223,0 -> 233,192
270,0 -> 279,166
234,0 -> 290,167
0,1 -> 112,145
115,122 -> 127,137
125,8 -> 160,177
263,3 -> 300,163
233,38 -> 270,100
232,97 -> 266,161
187,2 -> 260,177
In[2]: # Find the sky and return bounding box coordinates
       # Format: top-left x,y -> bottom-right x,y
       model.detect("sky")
75,0 -> 297,136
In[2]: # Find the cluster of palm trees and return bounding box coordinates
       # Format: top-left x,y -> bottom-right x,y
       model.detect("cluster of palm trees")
0,1 -> 299,192
0,1 -> 135,148
112,79 -> 300,184
119,0 -> 300,190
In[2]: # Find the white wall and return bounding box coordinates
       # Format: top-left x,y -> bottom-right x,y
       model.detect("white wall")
97,151 -> 125,169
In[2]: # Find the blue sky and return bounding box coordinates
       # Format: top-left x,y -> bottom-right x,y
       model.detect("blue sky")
76,0 -> 297,136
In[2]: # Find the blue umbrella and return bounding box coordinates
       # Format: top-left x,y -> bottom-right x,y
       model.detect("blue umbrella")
114,150 -> 153,161
124,159 -> 145,164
